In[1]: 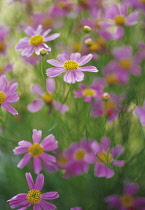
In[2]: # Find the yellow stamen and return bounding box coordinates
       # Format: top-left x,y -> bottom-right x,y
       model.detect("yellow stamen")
83,88 -> 96,96
114,15 -> 126,26
98,152 -> 112,163
26,189 -> 42,204
63,60 -> 79,71
30,35 -> 44,46
0,42 -> 6,52
140,0 -> 145,3
106,74 -> 118,85
0,67 -> 4,73
57,155 -> 68,166
105,100 -> 116,110
28,144 -> 43,157
74,149 -> 86,161
0,92 -> 6,104
42,93 -> 53,104
121,194 -> 134,207
119,59 -> 132,70
72,42 -> 82,52
42,19 -> 53,27
89,42 -> 100,52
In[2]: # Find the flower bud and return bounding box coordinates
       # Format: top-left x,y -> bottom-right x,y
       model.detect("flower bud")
83,25 -> 92,33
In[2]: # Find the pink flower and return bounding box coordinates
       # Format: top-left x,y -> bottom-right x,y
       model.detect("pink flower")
0,75 -> 19,115
70,208 -> 82,210
0,63 -> 13,76
46,53 -> 98,84
7,173 -> 59,210
85,137 -> 125,178
0,25 -> 9,56
16,25 -> 60,57
27,78 -> 68,114
13,129 -> 58,174
134,101 -> 145,126
106,180 -> 145,209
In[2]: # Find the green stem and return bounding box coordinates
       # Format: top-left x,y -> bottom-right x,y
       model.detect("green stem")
41,56 -> 45,82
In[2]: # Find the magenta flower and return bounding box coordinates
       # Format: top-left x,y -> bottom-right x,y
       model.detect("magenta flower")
73,77 -> 105,102
128,0 -> 145,12
13,129 -> 58,174
70,208 -> 82,210
8,173 -> 59,210
27,78 -> 68,114
16,25 -> 60,57
0,25 -> 9,56
85,137 -> 125,178
46,53 -> 98,83
0,75 -> 19,115
105,180 -> 145,209
0,63 -> 13,76
134,101 -> 145,126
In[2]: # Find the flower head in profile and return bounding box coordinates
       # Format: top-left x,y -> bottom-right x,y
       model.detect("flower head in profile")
8,173 -> 59,210
16,25 -> 60,57
13,129 -> 58,174
0,75 -> 19,115
46,53 -> 98,84
105,180 -> 145,209
27,78 -> 68,114
85,137 -> 125,178
134,101 -> 145,126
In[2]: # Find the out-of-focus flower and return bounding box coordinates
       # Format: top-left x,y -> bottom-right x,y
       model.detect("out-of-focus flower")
85,137 -> 125,178
8,173 -> 59,210
27,78 -> 68,114
70,208 -> 82,210
128,0 -> 145,12
103,46 -> 141,85
13,129 -> 58,174
9,0 -> 31,4
22,52 -> 41,65
46,53 -> 98,84
16,25 -> 60,57
0,25 -> 9,56
73,77 -> 105,102
135,42 -> 145,63
0,75 -> 19,115
91,93 -> 125,121
105,180 -> 145,209
0,63 -> 12,76
134,101 -> 145,126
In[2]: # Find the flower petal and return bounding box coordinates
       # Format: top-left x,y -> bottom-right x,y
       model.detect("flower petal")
47,59 -> 62,67
27,99 -> 45,113
44,33 -> 60,41
33,157 -> 42,174
53,100 -> 69,113
2,103 -> 18,115
78,54 -> 93,66
40,134 -> 58,150
78,66 -> 98,72
42,192 -> 59,200
70,53 -> 81,62
17,153 -> 31,169
25,172 -> 35,190
35,173 -> 44,191
46,78 -> 55,93
46,67 -> 65,77
32,129 -> 42,143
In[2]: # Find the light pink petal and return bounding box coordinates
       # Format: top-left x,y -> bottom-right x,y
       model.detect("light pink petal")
94,162 -> 114,178
24,26 -> 35,37
124,182 -> 139,195
17,153 -> 31,168
44,33 -> 60,41
33,157 -> 42,174
35,173 -> 44,191
47,59 -> 62,67
84,153 -> 97,163
101,137 -> 110,152
105,195 -> 121,208
16,37 -> 30,50
126,11 -> 139,26
32,129 -> 42,143
40,134 -> 58,150
105,4 -> 120,19
42,29 -> 52,37
21,46 -> 34,57
31,84 -> 44,96
41,153 -> 56,163
113,46 -> 132,59
57,53 -> 69,63
53,100 -> 69,113
25,172 -> 35,190
18,140 -> 32,147
78,54 -> 93,66
90,141 -> 102,154
46,78 -> 55,93
2,103 -> 18,115
113,27 -> 124,40
9,82 -> 18,92
135,107 -> 145,125
46,67 -> 65,77
113,160 -> 125,167
111,145 -> 124,158
35,25 -> 43,35
64,70 -> 84,84
78,66 -> 98,72
84,96 -> 92,102
39,200 -> 57,210
70,53 -> 81,61
120,3 -> 127,15
27,99 -> 45,113
33,204 -> 41,210
35,43 -> 51,55
13,146 -> 28,154
42,192 -> 59,200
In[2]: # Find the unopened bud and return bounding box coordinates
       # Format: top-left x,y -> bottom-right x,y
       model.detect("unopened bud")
102,92 -> 110,101
84,38 -> 93,46
40,49 -> 48,56
83,25 -> 92,33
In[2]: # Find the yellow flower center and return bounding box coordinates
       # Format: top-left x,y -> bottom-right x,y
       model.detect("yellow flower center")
58,1 -> 66,8
0,91 -> 6,104
28,144 -> 43,157
74,149 -> 86,161
106,74 -> 118,85
119,59 -> 132,70
83,88 -> 96,96
26,189 -> 42,204
42,18 -> 53,27
97,37 -> 106,48
105,100 -> 116,110
63,60 -> 79,71
0,42 -> 6,52
98,152 -> 112,163
0,67 -> 4,72
57,155 -> 68,166
29,35 -> 44,46
121,194 -> 134,207
114,15 -> 126,26
140,0 -> 145,3
72,42 -> 82,52
89,42 -> 100,52
42,93 -> 53,104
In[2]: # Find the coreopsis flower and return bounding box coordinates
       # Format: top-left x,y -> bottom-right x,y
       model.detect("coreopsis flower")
16,25 -> 60,57
0,25 -> 9,56
0,75 -> 19,115
0,63 -> 12,76
7,173 -> 59,210
85,137 -> 125,178
105,180 -> 145,209
103,46 -> 141,85
73,77 -> 105,102
46,53 -> 98,84
102,3 -> 139,39
27,78 -> 68,114
13,129 -> 58,174
134,101 -> 145,126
